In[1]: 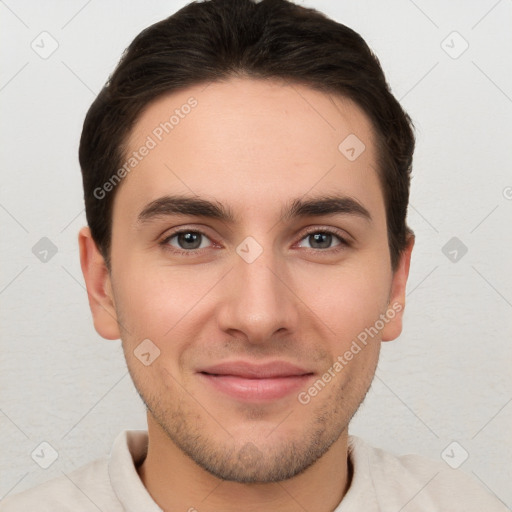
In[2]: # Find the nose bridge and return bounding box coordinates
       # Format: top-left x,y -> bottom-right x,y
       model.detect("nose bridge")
218,241 -> 297,341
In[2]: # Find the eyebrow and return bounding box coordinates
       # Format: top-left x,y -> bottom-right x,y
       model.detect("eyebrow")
136,194 -> 372,225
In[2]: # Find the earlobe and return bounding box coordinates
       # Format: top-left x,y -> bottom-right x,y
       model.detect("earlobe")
78,226 -> 120,340
381,235 -> 415,342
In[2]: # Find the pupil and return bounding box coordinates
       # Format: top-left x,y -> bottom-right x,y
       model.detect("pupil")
177,233 -> 333,250
310,233 -> 331,249
180,232 -> 201,249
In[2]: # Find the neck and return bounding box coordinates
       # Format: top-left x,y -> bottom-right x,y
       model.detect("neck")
137,413 -> 351,512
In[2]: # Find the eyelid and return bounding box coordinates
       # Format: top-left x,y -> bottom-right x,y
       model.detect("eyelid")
297,226 -> 351,242
159,224 -> 352,255
159,226 -> 218,254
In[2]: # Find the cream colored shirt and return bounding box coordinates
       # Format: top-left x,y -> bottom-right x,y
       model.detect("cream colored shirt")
1,430 -> 507,511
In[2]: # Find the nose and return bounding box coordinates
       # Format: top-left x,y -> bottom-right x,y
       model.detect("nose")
216,244 -> 299,345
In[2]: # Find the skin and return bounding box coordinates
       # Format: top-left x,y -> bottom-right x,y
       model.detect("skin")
79,77 -> 413,512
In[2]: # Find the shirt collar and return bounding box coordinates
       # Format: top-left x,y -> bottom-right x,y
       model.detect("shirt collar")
108,430 -> 163,512
107,430 -> 372,512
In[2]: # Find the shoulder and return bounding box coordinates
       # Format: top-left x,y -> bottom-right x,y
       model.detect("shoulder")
345,436 -> 508,511
0,456 -> 119,512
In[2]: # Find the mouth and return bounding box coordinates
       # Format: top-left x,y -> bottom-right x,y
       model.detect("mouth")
197,361 -> 315,401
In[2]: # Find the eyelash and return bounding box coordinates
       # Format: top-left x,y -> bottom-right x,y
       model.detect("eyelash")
159,227 -> 351,257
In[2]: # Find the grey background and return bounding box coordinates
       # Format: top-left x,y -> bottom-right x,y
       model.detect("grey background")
1,0 -> 511,507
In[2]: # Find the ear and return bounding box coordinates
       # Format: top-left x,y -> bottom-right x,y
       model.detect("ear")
78,226 -> 120,340
381,234 -> 415,342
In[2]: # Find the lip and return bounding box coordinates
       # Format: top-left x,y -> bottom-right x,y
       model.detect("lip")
197,361 -> 315,401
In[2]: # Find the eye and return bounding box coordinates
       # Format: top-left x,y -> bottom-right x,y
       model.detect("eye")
297,229 -> 348,251
159,227 -> 350,256
162,230 -> 213,252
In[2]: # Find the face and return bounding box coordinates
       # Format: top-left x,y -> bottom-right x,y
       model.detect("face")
81,77 -> 412,483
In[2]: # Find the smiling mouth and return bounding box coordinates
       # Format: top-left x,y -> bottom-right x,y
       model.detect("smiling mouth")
197,361 -> 315,401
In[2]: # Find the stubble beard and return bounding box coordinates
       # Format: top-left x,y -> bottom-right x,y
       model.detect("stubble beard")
130,366 -> 375,484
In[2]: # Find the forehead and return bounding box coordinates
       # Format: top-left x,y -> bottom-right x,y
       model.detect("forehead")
116,77 -> 384,224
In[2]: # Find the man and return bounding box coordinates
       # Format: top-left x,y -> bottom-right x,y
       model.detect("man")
2,0 -> 506,510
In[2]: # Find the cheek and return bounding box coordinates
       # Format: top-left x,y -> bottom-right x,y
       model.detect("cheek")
111,265 -> 173,341
111,258 -> 224,349
293,258 -> 392,342
112,231 -> 392,351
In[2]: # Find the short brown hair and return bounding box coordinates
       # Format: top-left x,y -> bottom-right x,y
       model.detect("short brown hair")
79,0 -> 415,270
